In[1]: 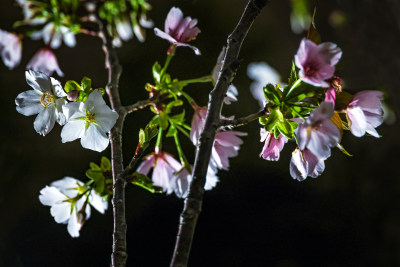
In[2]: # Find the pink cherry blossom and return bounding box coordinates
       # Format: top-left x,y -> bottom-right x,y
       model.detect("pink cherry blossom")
190,105 -> 208,146
174,164 -> 219,198
296,101 -> 341,159
290,147 -> 325,181
27,47 -> 63,76
346,90 -> 384,138
294,38 -> 342,87
154,7 -> 201,55
212,130 -> 247,170
0,30 -> 22,69
259,128 -> 288,161
136,152 -> 182,195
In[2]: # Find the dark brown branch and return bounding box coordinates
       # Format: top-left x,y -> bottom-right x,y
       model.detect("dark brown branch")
218,109 -> 266,130
170,1 -> 269,266
96,15 -> 128,267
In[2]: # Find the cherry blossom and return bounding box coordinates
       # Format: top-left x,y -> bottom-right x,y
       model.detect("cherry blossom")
0,30 -> 22,69
174,164 -> 219,198
259,128 -> 288,161
30,22 -> 76,49
290,148 -> 325,181
294,39 -> 342,87
212,130 -> 247,170
154,7 -> 201,55
346,90 -> 384,138
27,47 -> 64,76
61,90 -> 118,152
247,62 -> 281,107
15,70 -> 67,135
136,152 -> 182,195
39,177 -> 108,237
296,101 -> 341,158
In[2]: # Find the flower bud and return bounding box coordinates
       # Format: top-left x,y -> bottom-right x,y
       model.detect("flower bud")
67,90 -> 79,101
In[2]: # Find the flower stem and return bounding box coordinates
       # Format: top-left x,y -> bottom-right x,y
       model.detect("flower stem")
160,53 -> 174,82
155,126 -> 163,154
173,133 -> 189,167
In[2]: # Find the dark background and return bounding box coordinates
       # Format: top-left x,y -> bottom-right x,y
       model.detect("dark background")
1,0 -> 400,266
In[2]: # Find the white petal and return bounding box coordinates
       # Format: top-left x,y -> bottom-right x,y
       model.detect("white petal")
34,105 -> 56,136
67,210 -> 81,238
85,90 -> 106,108
80,125 -> 109,152
50,77 -> 67,97
15,90 -> 43,116
55,98 -> 67,125
61,27 -> 76,47
25,70 -> 52,93
50,202 -> 71,223
61,120 -> 86,143
39,186 -> 67,206
62,102 -> 83,121
89,191 -> 108,214
348,107 -> 368,137
95,106 -> 118,133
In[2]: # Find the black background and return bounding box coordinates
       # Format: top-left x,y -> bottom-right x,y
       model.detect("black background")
1,0 -> 400,266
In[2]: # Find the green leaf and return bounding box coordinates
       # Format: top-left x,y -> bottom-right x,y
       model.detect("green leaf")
165,99 -> 183,114
95,180 -> 105,194
288,60 -> 298,86
100,156 -> 111,172
129,172 -> 163,193
337,143 -> 353,157
277,119 -> 294,139
152,62 -> 162,83
166,124 -> 177,137
90,162 -> 101,171
64,80 -> 81,93
263,83 -> 281,105
158,112 -> 169,130
86,169 -> 103,181
81,77 -> 92,92
170,111 -> 185,124
307,8 -> 321,44
264,108 -> 282,131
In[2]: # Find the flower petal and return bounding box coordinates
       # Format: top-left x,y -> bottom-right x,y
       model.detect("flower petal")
50,202 -> 71,223
81,125 -> 109,152
15,90 -> 43,116
61,120 -> 86,143
39,186 -> 67,206
34,105 -> 56,135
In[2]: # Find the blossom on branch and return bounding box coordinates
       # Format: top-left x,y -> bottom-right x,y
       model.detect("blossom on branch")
259,128 -> 288,161
39,177 -> 108,237
15,70 -> 67,135
290,148 -> 325,181
154,7 -> 201,55
296,101 -> 341,159
27,47 -> 64,77
294,38 -> 342,87
247,62 -> 281,107
136,152 -> 182,195
346,90 -> 384,138
30,22 -> 76,49
174,164 -> 219,198
61,90 -> 118,152
0,30 -> 22,69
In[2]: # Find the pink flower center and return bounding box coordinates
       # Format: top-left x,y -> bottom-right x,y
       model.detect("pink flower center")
304,63 -> 317,77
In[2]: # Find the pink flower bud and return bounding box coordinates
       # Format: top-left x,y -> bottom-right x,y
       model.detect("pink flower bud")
67,90 -> 79,101
27,47 -> 64,76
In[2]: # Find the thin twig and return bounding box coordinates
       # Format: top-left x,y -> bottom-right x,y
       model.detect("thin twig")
169,1 -> 269,266
218,109 -> 266,130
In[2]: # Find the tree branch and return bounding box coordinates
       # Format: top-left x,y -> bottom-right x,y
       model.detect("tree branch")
96,15 -> 128,267
218,109 -> 266,130
170,1 -> 269,266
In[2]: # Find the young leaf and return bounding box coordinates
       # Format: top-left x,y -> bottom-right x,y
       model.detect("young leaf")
64,80 -> 81,93
307,7 -> 321,44
128,172 -> 163,193
152,62 -> 162,83
100,156 -> 111,172
81,77 -> 92,92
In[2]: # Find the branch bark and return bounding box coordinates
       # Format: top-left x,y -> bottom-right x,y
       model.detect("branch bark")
97,16 -> 128,267
218,109 -> 266,130
170,1 -> 269,266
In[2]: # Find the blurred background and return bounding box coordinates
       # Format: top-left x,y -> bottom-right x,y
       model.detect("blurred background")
1,0 -> 400,266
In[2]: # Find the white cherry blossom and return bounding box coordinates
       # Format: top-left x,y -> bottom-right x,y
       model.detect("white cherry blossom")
61,90 -> 118,152
15,70 -> 67,135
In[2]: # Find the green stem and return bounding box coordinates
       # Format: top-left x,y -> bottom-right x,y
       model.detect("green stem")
173,133 -> 188,167
155,127 -> 163,154
160,53 -> 174,82
172,75 -> 212,87
179,90 -> 195,104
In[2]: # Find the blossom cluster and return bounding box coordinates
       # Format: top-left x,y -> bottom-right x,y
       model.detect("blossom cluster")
249,38 -> 384,181
15,70 -> 118,152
